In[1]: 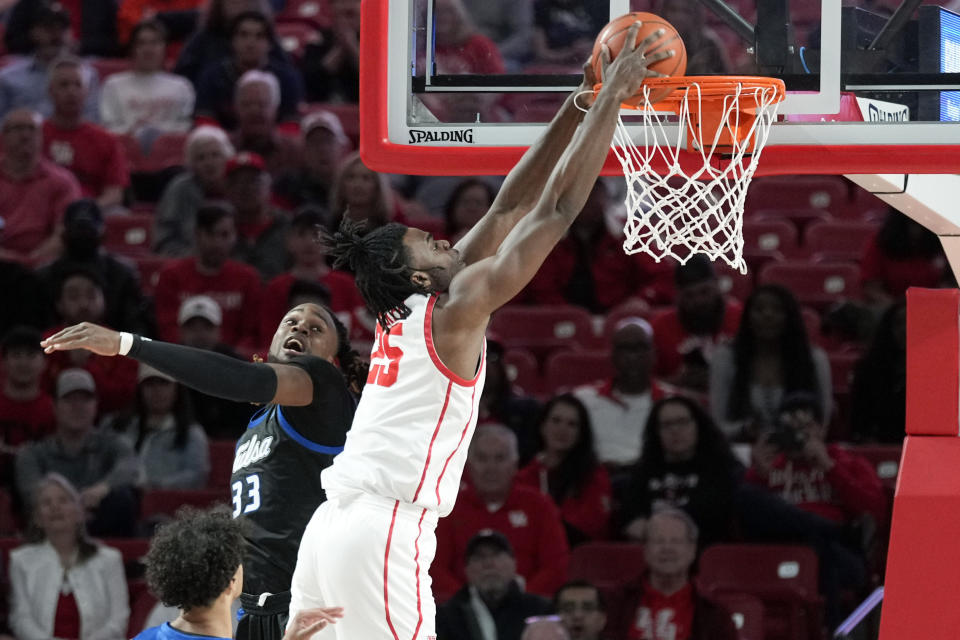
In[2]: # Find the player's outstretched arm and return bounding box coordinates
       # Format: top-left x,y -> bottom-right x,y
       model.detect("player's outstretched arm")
453,61 -> 598,265
41,323 -> 317,407
450,23 -> 673,318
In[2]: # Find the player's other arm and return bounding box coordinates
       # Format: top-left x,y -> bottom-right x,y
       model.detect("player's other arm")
41,323 -> 317,407
453,62 -> 597,265
451,26 -> 673,318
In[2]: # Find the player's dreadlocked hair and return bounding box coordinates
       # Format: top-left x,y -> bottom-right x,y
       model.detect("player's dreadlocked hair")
323,303 -> 368,394
324,218 -> 427,329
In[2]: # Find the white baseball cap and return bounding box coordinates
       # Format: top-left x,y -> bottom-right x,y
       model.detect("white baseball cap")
177,295 -> 223,327
56,368 -> 96,398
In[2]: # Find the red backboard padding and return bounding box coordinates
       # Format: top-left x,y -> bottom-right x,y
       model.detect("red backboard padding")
905,288 -> 959,437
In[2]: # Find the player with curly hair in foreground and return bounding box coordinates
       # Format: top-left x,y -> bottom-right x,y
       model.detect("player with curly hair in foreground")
135,506 -> 342,640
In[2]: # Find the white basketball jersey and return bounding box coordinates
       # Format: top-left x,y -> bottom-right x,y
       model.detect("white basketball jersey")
322,293 -> 486,517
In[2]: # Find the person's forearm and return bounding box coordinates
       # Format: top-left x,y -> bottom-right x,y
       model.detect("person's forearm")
127,336 -> 277,404
493,91 -> 586,215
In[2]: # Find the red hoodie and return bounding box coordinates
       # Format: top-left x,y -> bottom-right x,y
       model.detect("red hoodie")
744,444 -> 887,523
432,482 -> 570,602
515,456 -> 612,541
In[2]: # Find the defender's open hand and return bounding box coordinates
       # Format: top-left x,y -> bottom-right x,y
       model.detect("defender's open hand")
41,322 -> 122,357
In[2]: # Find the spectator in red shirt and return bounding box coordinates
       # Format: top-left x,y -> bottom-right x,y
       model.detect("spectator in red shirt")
154,202 -> 263,348
0,108 -> 81,263
860,207 -> 949,307
224,151 -> 290,280
621,397 -> 743,547
518,180 -> 673,311
516,393 -> 612,545
0,327 -> 56,489
43,267 -> 138,415
436,530 -> 553,640
258,208 -> 368,346
651,255 -> 741,394
327,152 -> 402,234
229,69 -> 301,180
274,110 -> 352,212
433,424 -> 570,602
744,392 -> 886,626
613,507 -> 738,640
43,57 -> 128,211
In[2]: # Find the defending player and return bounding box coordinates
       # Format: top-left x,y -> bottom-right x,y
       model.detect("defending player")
41,303 -> 365,640
135,506 -> 343,640
287,22 -> 672,639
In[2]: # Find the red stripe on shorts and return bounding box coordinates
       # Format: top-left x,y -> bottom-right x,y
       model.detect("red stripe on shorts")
383,500 -> 402,640
410,508 -> 427,640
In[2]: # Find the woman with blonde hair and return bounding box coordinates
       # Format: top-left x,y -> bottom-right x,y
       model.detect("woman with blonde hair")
9,473 -> 129,640
327,153 -> 402,233
154,125 -> 235,256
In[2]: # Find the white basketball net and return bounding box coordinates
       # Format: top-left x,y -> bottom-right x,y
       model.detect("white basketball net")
609,81 -> 783,273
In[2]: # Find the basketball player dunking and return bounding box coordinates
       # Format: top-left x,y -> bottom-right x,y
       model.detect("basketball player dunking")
287,23 -> 673,639
41,304 -> 366,640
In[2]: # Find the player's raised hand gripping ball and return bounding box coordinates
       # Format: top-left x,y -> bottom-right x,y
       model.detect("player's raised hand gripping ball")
591,12 -> 687,105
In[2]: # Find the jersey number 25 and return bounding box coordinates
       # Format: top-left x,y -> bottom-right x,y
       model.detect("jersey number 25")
368,324 -> 404,387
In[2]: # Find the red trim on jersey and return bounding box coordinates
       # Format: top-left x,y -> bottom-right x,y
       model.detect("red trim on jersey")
383,500 -> 402,640
412,381 -> 453,503
434,385 -> 478,506
411,508 -> 427,640
424,294 -> 485,387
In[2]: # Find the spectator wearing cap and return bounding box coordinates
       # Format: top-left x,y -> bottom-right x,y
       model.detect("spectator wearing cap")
224,151 -> 290,280
106,363 -> 210,490
154,126 -> 234,257
0,1 -> 102,121
437,530 -> 553,640
651,255 -> 742,395
516,180 -> 673,311
15,368 -> 141,537
573,318 -> 665,468
258,207 -> 367,346
434,424 -> 570,602
0,108 -> 81,263
37,198 -> 154,335
0,327 -> 56,488
43,266 -> 139,414
228,70 -> 302,180
613,507 -> 738,640
5,0 -> 120,57
154,203 -> 263,348
99,19 -> 195,144
194,11 -> 303,129
274,110 -> 351,211
43,57 -> 129,211
176,295 -> 258,439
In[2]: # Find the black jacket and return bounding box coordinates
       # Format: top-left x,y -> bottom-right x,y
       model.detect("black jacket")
437,581 -> 552,640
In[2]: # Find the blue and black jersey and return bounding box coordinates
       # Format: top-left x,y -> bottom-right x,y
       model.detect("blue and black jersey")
230,355 -> 356,596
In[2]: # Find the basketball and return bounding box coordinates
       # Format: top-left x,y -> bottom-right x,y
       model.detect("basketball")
591,12 -> 687,105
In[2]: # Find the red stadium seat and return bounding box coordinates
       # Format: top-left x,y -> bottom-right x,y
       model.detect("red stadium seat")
805,220 -> 877,262
710,592 -> 766,640
752,208 -> 834,234
801,307 -> 822,346
276,21 -> 320,60
145,132 -> 188,172
91,57 -> 131,80
569,541 -> 646,588
141,489 -> 229,520
714,262 -> 754,303
489,305 -> 600,357
119,133 -> 146,173
747,176 -> 850,215
209,440 -> 237,489
742,220 -> 801,258
135,255 -> 168,296
99,537 -> 151,578
502,348 -> 540,396
844,444 -> 902,490
698,544 -> 823,640
758,261 -> 861,310
543,350 -> 612,392
128,587 -> 159,637
103,214 -> 154,257
277,0 -> 331,27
